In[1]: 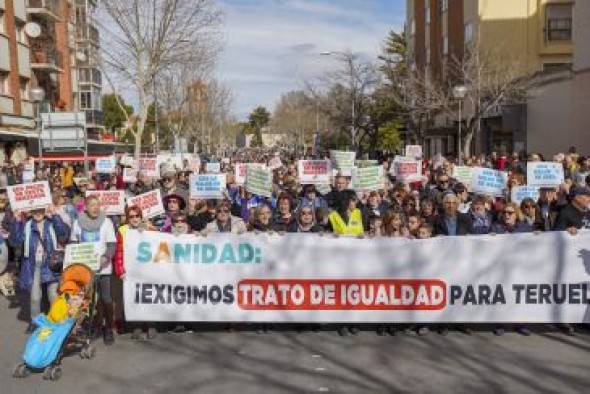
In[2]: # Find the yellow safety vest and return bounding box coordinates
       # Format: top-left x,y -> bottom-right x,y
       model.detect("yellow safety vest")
329,209 -> 364,236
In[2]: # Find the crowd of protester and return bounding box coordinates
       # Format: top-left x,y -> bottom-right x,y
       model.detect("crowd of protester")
1,148 -> 589,344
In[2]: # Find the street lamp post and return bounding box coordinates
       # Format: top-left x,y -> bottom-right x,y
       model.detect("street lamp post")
452,85 -> 468,165
30,86 -> 45,168
320,51 -> 356,151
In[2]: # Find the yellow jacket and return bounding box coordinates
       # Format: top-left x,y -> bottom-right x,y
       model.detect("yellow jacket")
329,209 -> 364,236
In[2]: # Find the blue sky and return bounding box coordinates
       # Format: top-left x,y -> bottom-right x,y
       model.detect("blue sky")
217,0 -> 406,120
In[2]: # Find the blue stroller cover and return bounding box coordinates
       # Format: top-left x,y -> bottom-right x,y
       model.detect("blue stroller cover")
23,314 -> 75,369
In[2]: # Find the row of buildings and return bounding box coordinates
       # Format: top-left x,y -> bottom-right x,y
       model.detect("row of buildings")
405,0 -> 589,158
0,0 -> 109,163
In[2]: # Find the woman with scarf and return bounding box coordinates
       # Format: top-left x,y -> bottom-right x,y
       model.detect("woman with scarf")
10,206 -> 69,333
70,195 -> 117,345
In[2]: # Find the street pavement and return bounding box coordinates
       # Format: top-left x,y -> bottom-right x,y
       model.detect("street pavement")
1,297 -> 589,394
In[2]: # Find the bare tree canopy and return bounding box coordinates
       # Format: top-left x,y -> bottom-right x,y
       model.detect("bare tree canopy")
96,0 -> 224,158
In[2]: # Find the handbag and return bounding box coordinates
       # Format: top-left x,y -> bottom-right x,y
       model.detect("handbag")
36,230 -> 65,274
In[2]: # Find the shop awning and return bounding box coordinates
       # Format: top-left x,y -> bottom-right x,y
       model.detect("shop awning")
30,154 -> 111,162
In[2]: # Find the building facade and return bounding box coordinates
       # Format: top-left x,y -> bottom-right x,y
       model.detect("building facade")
406,0 -> 575,157
0,0 -> 104,163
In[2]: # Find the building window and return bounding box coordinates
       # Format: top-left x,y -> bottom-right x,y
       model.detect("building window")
442,35 -> 448,55
0,72 -> 9,95
425,1 -> 430,24
0,10 -> 5,35
19,78 -> 29,100
464,22 -> 474,44
546,4 -> 572,42
80,91 -> 92,109
15,22 -> 27,45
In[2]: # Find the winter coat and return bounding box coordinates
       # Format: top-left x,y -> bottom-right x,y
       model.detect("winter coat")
10,216 -> 69,291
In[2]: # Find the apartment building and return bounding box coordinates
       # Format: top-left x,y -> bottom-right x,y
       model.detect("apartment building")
406,0 -> 575,156
0,0 -> 104,163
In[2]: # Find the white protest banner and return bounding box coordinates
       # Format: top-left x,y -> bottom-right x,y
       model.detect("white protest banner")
127,189 -> 165,219
245,166 -> 273,198
86,190 -> 126,215
297,160 -> 331,184
470,168 -> 508,197
405,145 -> 423,159
511,186 -> 540,205
353,166 -> 384,191
7,181 -> 52,212
206,162 -> 221,173
64,242 -> 101,271
123,168 -> 138,183
527,162 -> 565,188
330,150 -> 356,169
119,154 -> 134,167
96,156 -> 117,174
235,163 -> 266,185
138,158 -> 160,178
124,230 -> 590,323
190,174 -> 226,199
453,166 -> 475,190
392,160 -> 422,183
268,156 -> 282,170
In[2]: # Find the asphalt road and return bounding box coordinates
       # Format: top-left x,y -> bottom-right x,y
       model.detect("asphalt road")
1,297 -> 589,394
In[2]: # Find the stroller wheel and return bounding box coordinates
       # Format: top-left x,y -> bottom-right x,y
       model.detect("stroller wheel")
12,363 -> 29,378
48,366 -> 62,381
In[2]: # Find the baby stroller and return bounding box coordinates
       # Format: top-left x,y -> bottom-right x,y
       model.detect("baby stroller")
13,264 -> 97,381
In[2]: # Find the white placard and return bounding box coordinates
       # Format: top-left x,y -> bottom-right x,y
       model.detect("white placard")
527,162 -> 565,188
511,186 -> 540,205
123,168 -> 138,183
127,189 -> 165,219
298,160 -> 331,184
7,181 -> 52,212
138,158 -> 160,178
392,160 -> 422,183
189,174 -> 226,199
330,150 -> 356,169
96,156 -> 117,174
85,190 -> 126,215
470,168 -> 508,197
405,145 -> 423,159
245,166 -> 273,198
64,242 -> 101,271
206,162 -> 221,173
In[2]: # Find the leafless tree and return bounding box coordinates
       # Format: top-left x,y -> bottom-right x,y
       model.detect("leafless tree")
95,0 -> 223,159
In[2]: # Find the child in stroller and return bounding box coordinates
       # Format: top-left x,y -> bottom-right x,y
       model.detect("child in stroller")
13,263 -> 97,381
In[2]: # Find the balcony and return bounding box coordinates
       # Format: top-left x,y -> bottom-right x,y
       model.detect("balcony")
77,24 -> 100,44
84,109 -> 103,126
26,0 -> 61,22
30,42 -> 63,72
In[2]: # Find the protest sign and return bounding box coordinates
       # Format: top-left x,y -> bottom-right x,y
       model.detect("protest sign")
138,158 -> 159,178
268,156 -> 282,170
124,230 -> 590,323
471,168 -> 508,197
157,154 -> 183,171
235,163 -> 266,185
188,156 -> 201,173
392,160 -> 422,183
96,156 -> 116,174
23,157 -> 35,172
527,162 -> 565,188
119,154 -> 134,167
85,190 -> 126,215
353,166 -> 384,191
453,166 -> 475,190
511,186 -> 540,205
7,181 -> 52,212
246,166 -> 273,198
298,160 -> 331,184
405,145 -> 423,159
123,167 -> 138,183
316,184 -> 332,196
356,160 -> 378,168
64,242 -> 101,271
330,150 -> 356,169
206,162 -> 221,173
127,189 -> 165,219
190,174 -> 226,199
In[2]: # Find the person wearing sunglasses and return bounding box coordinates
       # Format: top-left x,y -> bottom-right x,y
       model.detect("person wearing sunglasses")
287,206 -> 321,233
490,202 -> 532,234
204,202 -> 246,234
114,206 -> 157,340
519,198 -> 542,231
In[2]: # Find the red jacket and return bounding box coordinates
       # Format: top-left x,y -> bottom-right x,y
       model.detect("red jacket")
113,225 -> 127,277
